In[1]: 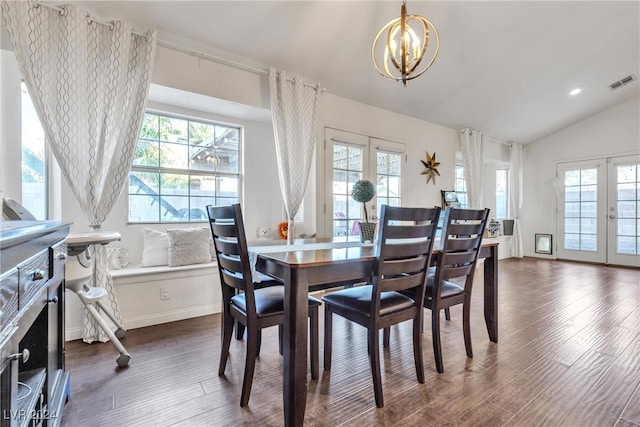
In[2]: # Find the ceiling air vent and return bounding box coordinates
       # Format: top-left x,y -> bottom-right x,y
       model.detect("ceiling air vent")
609,75 -> 636,90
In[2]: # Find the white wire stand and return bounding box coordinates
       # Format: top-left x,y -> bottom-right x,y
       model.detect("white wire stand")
66,231 -> 131,367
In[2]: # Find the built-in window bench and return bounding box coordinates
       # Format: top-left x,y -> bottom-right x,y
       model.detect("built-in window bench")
65,262 -> 221,341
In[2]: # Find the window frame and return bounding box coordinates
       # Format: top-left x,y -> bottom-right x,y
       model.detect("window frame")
127,110 -> 243,224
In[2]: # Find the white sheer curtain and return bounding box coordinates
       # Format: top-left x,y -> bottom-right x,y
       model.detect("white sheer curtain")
2,2 -> 156,342
460,129 -> 485,209
268,68 -> 322,243
510,143 -> 524,258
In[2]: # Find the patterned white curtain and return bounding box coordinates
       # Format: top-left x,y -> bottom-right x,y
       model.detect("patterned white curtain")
268,68 -> 321,243
510,143 -> 524,258
460,129 -> 485,209
1,2 -> 156,342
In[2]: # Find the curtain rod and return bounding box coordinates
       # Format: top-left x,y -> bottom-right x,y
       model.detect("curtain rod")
488,138 -> 512,147
157,39 -> 325,92
31,1 -> 324,91
157,39 -> 267,76
31,1 -> 146,37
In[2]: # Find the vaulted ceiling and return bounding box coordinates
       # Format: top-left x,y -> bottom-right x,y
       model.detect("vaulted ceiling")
73,1 -> 640,144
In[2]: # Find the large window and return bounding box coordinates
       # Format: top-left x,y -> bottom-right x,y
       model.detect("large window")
495,169 -> 509,219
21,82 -> 47,219
128,112 -> 241,223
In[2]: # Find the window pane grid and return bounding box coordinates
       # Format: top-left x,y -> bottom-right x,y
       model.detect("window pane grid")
375,151 -> 401,220
563,168 -> 598,252
332,143 -> 364,237
129,112 -> 240,223
616,163 -> 639,254
455,165 -> 468,208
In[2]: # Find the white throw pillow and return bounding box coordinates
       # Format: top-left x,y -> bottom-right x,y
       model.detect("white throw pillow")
167,227 -> 212,267
141,228 -> 169,267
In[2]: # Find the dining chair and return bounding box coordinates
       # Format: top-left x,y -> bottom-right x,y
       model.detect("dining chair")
207,204 -> 321,407
424,207 -> 490,373
322,205 -> 440,408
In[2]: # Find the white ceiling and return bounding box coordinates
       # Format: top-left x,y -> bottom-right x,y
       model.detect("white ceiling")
72,1 -> 639,144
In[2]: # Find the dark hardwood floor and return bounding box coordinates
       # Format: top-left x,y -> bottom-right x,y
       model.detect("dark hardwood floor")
61,258 -> 640,426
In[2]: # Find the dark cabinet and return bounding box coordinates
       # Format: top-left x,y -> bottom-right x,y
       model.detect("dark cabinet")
0,221 -> 69,427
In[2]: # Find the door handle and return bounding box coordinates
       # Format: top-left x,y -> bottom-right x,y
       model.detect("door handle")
609,215 -> 615,219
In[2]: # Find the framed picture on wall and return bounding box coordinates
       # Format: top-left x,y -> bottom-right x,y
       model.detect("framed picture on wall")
535,234 -> 552,254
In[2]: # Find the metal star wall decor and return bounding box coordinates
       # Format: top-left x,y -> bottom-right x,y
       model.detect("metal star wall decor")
420,151 -> 441,185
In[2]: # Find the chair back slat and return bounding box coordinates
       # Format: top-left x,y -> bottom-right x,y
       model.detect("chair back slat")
441,250 -> 478,267
381,272 -> 426,293
379,256 -> 429,277
214,238 -> 242,257
446,222 -> 485,237
445,236 -> 482,252
432,208 -> 490,299
381,240 -> 432,259
211,222 -> 239,239
217,253 -> 243,277
384,223 -> 433,239
441,264 -> 474,280
371,206 -> 440,317
208,204 -> 256,303
221,269 -> 246,290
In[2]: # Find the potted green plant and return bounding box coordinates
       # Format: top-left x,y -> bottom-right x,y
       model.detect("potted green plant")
351,179 -> 376,243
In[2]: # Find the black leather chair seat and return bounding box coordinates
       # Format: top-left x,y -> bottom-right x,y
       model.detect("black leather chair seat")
323,285 -> 414,316
426,279 -> 464,299
232,286 -> 321,317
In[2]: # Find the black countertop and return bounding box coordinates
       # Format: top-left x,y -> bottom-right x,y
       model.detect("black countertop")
0,220 -> 70,250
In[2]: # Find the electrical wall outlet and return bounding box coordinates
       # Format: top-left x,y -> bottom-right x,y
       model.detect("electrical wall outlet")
160,286 -> 170,300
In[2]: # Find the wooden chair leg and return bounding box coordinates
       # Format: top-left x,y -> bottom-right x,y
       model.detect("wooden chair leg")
432,308 -> 444,373
236,321 -> 245,340
444,307 -> 451,321
324,308 -> 333,371
413,314 -> 425,384
256,330 -> 262,357
310,306 -> 319,380
219,310 -> 235,376
463,296 -> 473,358
278,324 -> 283,356
383,326 -> 390,348
240,327 -> 258,407
368,327 -> 384,408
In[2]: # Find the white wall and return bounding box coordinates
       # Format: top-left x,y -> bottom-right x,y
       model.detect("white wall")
523,95 -> 640,257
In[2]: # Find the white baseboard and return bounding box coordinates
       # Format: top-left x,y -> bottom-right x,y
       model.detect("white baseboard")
65,264 -> 221,341
65,304 -> 218,341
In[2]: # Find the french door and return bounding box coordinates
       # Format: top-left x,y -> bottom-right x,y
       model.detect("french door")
557,155 -> 640,267
323,128 -> 404,238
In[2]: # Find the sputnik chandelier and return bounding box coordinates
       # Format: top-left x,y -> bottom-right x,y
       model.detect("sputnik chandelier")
371,0 -> 440,87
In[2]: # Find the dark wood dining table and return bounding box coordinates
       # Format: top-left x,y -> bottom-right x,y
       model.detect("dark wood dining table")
254,242 -> 499,426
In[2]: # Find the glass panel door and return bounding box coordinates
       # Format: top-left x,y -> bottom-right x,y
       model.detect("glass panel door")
556,160 -> 606,263
556,156 -> 640,267
324,130 -> 405,238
